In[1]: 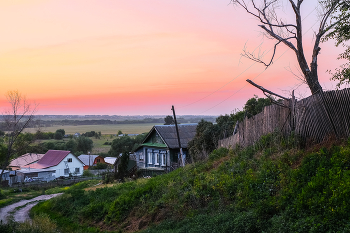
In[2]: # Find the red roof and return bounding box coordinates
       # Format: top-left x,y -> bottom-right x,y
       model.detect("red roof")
23,150 -> 71,169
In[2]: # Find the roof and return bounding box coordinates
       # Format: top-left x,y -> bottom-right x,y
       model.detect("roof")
9,153 -> 45,168
78,154 -> 100,166
143,124 -> 197,149
23,150 -> 71,169
104,157 -> 117,165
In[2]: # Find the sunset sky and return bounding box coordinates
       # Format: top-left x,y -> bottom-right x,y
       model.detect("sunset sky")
0,0 -> 344,116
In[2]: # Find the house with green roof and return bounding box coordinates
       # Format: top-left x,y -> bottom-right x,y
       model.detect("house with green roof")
134,123 -> 197,173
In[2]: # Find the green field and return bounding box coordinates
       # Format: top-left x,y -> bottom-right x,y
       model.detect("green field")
24,123 -> 162,135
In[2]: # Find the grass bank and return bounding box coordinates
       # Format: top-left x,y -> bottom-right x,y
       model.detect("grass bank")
33,135 -> 350,232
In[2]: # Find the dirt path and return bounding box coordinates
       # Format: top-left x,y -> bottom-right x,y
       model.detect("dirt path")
0,193 -> 62,224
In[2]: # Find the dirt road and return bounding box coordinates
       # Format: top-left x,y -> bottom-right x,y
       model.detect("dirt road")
0,193 -> 62,223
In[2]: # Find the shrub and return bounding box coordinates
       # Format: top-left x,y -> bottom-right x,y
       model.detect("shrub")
82,170 -> 94,177
0,189 -> 6,200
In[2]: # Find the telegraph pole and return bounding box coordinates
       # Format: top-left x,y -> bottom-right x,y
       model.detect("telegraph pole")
171,105 -> 184,167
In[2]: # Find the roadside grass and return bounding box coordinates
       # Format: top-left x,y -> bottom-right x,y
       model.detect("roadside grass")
32,135 -> 350,232
0,180 -> 101,209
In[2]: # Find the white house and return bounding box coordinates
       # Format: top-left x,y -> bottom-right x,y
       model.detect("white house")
23,150 -> 84,178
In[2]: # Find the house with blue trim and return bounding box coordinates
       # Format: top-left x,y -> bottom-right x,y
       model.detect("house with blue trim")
134,123 -> 197,173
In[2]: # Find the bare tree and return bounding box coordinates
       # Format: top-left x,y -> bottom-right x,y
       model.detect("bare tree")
0,91 -> 37,182
231,0 -> 350,94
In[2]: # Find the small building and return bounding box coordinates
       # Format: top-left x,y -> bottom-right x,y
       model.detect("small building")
104,157 -> 117,165
8,153 -> 45,170
74,132 -> 81,138
0,170 -> 19,186
78,154 -> 106,170
17,169 -> 56,182
23,150 -> 84,178
134,124 -> 197,173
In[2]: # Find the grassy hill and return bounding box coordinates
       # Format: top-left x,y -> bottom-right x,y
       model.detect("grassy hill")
30,134 -> 350,233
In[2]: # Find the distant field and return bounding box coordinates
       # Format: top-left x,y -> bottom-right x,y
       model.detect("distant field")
24,123 -> 162,135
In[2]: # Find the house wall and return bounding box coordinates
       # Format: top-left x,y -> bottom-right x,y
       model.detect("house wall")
93,156 -> 105,165
135,147 -> 189,170
143,147 -> 169,169
49,153 -> 84,178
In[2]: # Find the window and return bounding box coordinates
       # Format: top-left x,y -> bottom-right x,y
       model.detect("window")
97,159 -> 100,163
75,168 -> 80,173
67,158 -> 72,162
64,168 -> 69,175
139,153 -> 144,161
148,152 -> 152,164
161,154 -> 166,166
154,153 -> 159,165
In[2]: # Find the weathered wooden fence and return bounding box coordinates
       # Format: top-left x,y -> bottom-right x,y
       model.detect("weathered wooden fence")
219,88 -> 350,149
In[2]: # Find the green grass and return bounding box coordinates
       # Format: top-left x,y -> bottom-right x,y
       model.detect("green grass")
32,135 -> 350,232
24,123 -> 160,135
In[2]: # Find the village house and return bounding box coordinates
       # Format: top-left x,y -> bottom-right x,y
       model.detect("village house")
78,154 -> 106,170
22,150 -> 84,178
8,153 -> 45,170
133,123 -> 197,173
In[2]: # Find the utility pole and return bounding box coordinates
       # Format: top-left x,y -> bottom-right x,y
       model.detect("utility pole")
171,105 -> 184,167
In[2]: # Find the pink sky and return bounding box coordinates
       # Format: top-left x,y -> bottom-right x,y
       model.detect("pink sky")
0,0 -> 344,116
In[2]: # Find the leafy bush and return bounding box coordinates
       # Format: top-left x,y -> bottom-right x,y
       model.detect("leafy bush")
82,170 -> 94,177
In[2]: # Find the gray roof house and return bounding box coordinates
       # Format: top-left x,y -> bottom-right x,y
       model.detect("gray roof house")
134,123 -> 197,174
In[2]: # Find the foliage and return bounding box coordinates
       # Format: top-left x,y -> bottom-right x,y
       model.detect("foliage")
82,170 -> 94,177
54,129 -> 65,140
82,131 -> 97,137
115,152 -> 130,180
31,133 -> 350,232
35,131 -> 54,140
188,95 -> 270,161
323,1 -> 350,87
76,136 -> 93,154
0,214 -> 58,233
89,162 -> 108,170
164,115 -> 174,125
0,189 -> 6,200
65,139 -> 77,153
108,134 -> 145,156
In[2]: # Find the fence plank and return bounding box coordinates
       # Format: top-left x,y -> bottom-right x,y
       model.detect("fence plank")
218,88 -> 350,149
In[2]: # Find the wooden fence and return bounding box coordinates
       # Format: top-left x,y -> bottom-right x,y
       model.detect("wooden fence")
219,88 -> 350,149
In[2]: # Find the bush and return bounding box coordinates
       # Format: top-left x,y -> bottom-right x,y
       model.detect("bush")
82,170 -> 94,177
0,189 -> 6,200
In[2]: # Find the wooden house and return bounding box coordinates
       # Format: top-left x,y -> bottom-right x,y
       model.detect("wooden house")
78,154 -> 106,170
134,124 -> 197,173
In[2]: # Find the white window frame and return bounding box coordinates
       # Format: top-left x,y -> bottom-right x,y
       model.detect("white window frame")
67,158 -> 72,162
75,168 -> 80,174
154,153 -> 159,165
139,153 -> 144,161
64,168 -> 69,175
161,154 -> 166,166
148,152 -> 152,164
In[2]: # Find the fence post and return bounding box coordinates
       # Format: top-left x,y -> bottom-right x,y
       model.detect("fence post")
291,90 -> 296,131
